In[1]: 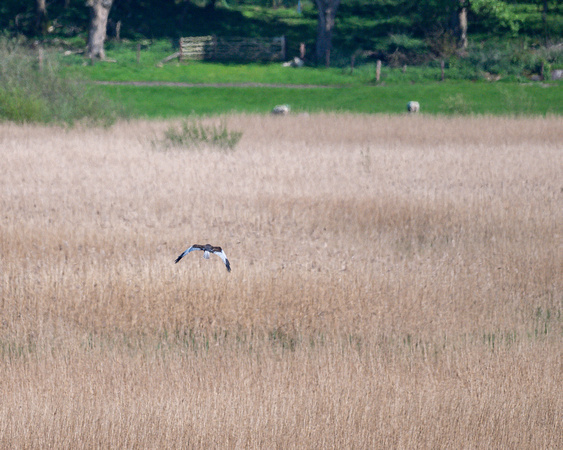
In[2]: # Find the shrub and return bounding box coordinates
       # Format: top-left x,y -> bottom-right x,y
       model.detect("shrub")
446,39 -> 563,81
0,88 -> 46,122
0,36 -> 121,125
385,34 -> 430,66
440,93 -> 472,115
157,119 -> 243,151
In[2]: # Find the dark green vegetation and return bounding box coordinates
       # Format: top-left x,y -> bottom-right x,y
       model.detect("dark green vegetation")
3,0 -> 562,64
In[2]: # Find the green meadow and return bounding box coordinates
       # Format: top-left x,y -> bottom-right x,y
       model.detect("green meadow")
59,41 -> 562,118
96,79 -> 562,117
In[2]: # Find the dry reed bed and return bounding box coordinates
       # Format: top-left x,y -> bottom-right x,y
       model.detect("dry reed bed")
0,114 -> 561,447
0,341 -> 560,448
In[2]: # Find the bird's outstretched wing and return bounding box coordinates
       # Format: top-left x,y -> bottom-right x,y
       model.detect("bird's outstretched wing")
174,245 -> 203,264
213,248 -> 231,272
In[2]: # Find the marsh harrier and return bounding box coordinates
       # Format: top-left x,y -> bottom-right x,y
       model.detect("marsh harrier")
175,244 -> 231,272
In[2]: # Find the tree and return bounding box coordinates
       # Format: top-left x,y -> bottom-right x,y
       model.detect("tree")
452,0 -> 468,50
469,0 -> 520,35
87,0 -> 113,60
315,0 -> 340,67
35,0 -> 48,35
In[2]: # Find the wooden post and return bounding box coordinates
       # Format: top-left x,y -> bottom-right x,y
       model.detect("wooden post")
441,59 -> 445,81
376,59 -> 381,82
299,42 -> 306,60
280,35 -> 286,61
37,46 -> 44,71
136,43 -> 140,64
116,20 -> 121,41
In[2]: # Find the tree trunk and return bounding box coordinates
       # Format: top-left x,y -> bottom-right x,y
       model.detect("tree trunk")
87,0 -> 113,60
450,0 -> 468,51
315,0 -> 340,67
35,0 -> 48,35
457,2 -> 468,50
542,0 -> 548,41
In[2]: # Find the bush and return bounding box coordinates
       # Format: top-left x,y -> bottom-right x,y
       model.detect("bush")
385,34 -> 430,66
0,88 -> 46,122
157,119 -> 243,151
448,39 -> 563,80
440,93 -> 472,115
0,36 -> 122,125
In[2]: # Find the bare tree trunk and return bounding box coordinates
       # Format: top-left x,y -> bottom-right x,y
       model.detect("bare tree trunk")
458,2 -> 467,50
87,0 -> 113,60
450,0 -> 468,51
35,0 -> 48,35
315,0 -> 340,67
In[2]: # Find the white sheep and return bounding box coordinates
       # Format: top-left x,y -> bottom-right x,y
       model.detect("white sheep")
407,101 -> 420,113
272,104 -> 290,115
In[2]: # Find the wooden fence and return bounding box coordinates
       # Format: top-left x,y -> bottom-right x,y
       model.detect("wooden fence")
179,35 -> 286,62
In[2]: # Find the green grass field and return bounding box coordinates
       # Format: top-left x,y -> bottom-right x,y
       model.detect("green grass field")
56,41 -> 563,118
96,81 -> 563,117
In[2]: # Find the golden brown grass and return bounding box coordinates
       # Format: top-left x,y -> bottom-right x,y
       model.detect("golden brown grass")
1,114 -> 561,448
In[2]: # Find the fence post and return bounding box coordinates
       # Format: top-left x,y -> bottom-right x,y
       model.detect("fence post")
376,59 -> 381,82
441,59 -> 445,81
37,45 -> 44,71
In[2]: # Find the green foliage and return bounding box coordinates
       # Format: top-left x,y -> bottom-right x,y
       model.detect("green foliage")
2,0 -> 561,74
157,119 -> 243,150
386,34 -> 429,66
470,0 -> 521,35
447,38 -> 563,79
0,36 -> 122,125
0,88 -> 46,123
0,0 -> 89,37
440,93 -> 471,115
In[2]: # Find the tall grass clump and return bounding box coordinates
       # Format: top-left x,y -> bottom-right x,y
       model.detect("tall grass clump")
157,119 -> 243,150
0,36 -> 121,125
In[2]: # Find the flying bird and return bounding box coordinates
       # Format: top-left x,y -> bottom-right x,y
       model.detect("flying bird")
175,244 -> 231,272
